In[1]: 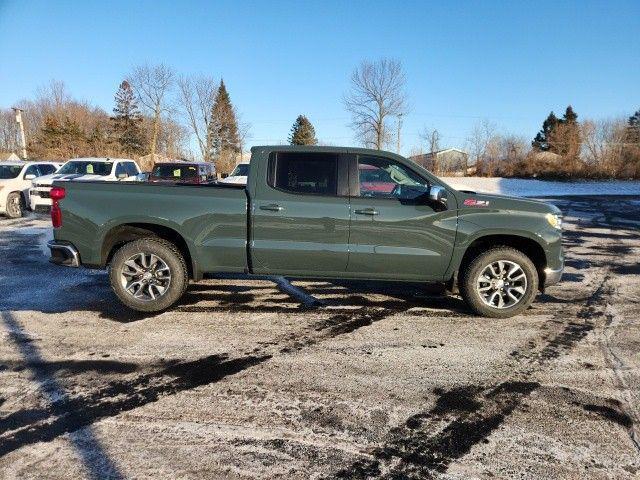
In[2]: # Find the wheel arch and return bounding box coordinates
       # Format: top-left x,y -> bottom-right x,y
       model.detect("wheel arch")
456,234 -> 546,290
101,223 -> 198,279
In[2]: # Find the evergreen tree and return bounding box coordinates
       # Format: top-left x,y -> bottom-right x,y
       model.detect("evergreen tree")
288,115 -> 318,145
563,105 -> 578,124
556,105 -> 581,159
208,80 -> 241,172
532,112 -> 559,151
111,80 -> 145,155
627,109 -> 640,142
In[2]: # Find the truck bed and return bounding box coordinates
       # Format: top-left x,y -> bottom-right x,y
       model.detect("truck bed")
53,181 -> 249,275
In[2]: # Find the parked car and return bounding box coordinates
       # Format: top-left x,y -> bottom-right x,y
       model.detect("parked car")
0,161 -> 61,218
148,162 -> 216,184
47,145 -> 563,318
30,158 -> 140,211
219,162 -> 249,185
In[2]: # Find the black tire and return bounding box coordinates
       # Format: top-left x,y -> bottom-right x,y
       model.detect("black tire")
109,238 -> 188,312
6,192 -> 25,218
459,247 -> 538,318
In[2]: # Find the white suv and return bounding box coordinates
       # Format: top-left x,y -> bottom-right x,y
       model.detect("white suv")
0,161 -> 62,218
30,158 -> 141,211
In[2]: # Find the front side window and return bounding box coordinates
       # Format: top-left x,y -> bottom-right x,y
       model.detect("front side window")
231,163 -> 249,177
270,153 -> 337,195
357,156 -> 429,201
57,161 -> 112,176
39,164 -> 57,175
125,162 -> 139,176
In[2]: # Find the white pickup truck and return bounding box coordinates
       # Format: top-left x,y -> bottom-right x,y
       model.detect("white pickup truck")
0,161 -> 62,218
30,157 -> 141,211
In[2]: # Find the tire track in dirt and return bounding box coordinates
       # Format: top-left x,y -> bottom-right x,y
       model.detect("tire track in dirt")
0,305 -> 405,458
331,272 -> 613,479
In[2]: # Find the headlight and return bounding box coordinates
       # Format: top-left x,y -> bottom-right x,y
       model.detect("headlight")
546,213 -> 562,230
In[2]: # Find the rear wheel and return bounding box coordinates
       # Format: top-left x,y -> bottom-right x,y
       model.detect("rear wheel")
109,238 -> 188,312
460,247 -> 538,318
6,192 -> 25,218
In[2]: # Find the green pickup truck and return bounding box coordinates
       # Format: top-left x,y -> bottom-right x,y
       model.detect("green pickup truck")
47,145 -> 563,318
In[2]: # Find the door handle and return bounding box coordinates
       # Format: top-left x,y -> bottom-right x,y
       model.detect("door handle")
354,208 -> 379,216
260,204 -> 284,212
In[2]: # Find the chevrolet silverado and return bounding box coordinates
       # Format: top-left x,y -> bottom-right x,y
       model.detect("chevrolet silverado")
47,145 -> 563,318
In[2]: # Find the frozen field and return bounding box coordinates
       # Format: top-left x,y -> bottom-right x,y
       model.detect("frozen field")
442,177 -> 640,198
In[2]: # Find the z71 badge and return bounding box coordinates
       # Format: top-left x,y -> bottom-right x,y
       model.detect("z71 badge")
463,199 -> 490,207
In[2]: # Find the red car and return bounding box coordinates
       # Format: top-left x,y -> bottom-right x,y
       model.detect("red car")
359,163 -> 396,194
149,162 -> 217,184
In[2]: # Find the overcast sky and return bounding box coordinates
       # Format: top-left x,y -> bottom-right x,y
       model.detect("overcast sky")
1,0 -> 638,154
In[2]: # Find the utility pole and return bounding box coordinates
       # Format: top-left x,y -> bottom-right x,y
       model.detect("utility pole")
12,108 -> 27,160
396,113 -> 403,154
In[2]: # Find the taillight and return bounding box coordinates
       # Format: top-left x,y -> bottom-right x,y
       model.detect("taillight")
50,187 -> 65,228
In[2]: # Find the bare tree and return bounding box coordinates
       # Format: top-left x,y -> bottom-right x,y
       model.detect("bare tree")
344,58 -> 407,150
177,75 -> 217,161
129,64 -> 175,157
0,109 -> 20,153
581,118 -> 627,177
466,119 -> 497,176
420,127 -> 441,173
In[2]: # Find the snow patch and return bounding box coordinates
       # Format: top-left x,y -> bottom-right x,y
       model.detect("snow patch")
441,178 -> 640,198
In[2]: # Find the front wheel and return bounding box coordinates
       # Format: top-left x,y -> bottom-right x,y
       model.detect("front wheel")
460,247 -> 538,318
109,238 -> 188,312
6,192 -> 25,218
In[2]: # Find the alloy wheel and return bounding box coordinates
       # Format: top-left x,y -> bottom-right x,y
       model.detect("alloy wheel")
476,260 -> 527,309
120,252 -> 172,301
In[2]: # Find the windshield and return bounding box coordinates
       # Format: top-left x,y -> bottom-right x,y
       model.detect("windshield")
57,161 -> 112,176
230,164 -> 249,176
151,164 -> 198,179
0,165 -> 23,179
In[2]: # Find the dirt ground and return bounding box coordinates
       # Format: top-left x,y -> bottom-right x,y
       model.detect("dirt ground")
1,196 -> 639,479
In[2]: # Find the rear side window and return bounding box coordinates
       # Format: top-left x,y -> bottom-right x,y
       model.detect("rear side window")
269,152 -> 338,196
115,163 -> 127,177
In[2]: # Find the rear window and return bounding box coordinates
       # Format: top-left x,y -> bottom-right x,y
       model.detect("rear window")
151,164 -> 198,179
269,152 -> 337,196
0,165 -> 23,179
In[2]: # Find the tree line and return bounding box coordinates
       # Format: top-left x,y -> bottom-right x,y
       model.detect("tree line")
1,59 -> 639,178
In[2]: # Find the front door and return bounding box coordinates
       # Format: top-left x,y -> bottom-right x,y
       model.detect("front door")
347,155 -> 457,281
251,151 -> 351,276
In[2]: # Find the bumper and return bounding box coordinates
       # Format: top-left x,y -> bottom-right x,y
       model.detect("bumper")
48,240 -> 81,267
543,258 -> 564,287
30,189 -> 52,210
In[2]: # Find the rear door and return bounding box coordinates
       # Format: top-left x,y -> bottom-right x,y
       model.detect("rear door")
347,154 -> 457,281
250,151 -> 350,276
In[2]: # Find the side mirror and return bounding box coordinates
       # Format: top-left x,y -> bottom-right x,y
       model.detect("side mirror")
429,185 -> 447,205
221,173 -> 229,179
24,174 -> 37,180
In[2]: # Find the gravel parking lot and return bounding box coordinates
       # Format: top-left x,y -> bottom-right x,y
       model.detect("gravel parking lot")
1,196 -> 639,479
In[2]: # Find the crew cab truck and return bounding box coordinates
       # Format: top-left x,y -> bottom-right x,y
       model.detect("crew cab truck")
30,158 -> 141,211
47,146 -> 563,318
0,161 -> 61,217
